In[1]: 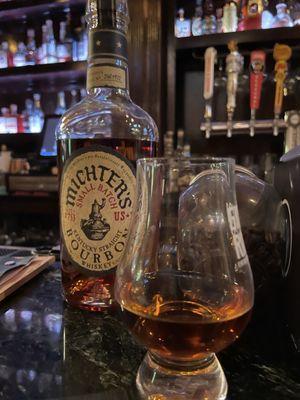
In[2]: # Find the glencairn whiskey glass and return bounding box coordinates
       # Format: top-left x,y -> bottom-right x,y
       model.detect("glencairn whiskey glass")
115,158 -> 254,399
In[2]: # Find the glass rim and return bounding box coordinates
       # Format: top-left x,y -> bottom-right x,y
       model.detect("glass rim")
137,157 -> 236,166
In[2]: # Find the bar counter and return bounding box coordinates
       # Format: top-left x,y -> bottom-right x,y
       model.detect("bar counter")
0,263 -> 299,400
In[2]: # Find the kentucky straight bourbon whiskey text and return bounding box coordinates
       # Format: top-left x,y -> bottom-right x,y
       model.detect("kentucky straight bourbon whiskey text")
56,0 -> 159,311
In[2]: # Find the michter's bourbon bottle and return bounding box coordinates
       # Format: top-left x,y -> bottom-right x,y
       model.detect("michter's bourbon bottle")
56,0 -> 159,311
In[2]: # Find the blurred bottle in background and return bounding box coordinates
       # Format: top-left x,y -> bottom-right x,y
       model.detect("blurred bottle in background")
192,0 -> 203,36
29,93 -> 44,133
55,92 -> 67,116
22,99 -> 34,133
57,21 -> 72,63
13,42 -> 26,67
77,16 -> 88,61
26,29 -> 37,66
45,20 -> 58,64
0,42 -> 8,69
175,8 -> 191,38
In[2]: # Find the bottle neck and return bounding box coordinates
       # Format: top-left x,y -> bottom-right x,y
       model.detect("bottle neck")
86,28 -> 130,97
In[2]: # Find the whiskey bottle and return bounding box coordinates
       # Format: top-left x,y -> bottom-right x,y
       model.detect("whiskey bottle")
56,0 -> 159,312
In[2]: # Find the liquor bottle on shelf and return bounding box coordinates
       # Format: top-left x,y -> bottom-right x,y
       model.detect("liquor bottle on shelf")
7,43 -> 14,68
46,19 -> 58,64
262,1 -> 274,29
191,1 -> 203,37
26,29 -> 37,66
175,8 -> 191,38
22,99 -> 34,133
223,0 -> 238,33
10,104 -> 24,133
0,42 -> 8,69
77,16 -> 88,61
6,105 -> 17,134
216,8 -> 223,32
57,21 -> 72,63
1,108 -> 9,133
202,0 -> 217,34
238,0 -> 264,31
271,3 -> 293,28
13,42 -> 26,67
0,109 -> 7,134
290,1 -> 300,25
55,91 -> 67,115
29,93 -> 44,133
56,0 -> 159,311
72,29 -> 79,62
65,13 -> 74,60
38,25 -> 48,64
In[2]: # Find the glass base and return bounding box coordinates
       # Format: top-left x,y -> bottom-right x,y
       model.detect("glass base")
136,352 -> 228,400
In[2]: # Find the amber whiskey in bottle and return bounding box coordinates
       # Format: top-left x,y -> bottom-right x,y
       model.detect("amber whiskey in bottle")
56,0 -> 159,311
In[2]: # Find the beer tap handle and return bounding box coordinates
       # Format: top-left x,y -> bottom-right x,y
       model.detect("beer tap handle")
273,44 -> 292,136
203,47 -> 217,139
226,41 -> 244,138
250,50 -> 266,137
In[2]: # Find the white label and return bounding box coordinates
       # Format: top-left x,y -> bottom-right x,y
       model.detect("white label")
226,203 -> 248,262
60,146 -> 136,273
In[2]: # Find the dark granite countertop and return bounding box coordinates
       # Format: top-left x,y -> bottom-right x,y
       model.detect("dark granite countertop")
0,263 -> 299,400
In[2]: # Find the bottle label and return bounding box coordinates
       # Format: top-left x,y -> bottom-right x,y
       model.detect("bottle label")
87,63 -> 127,90
60,146 -> 136,274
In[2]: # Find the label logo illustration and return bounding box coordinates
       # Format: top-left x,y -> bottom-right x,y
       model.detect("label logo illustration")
81,199 -> 111,241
